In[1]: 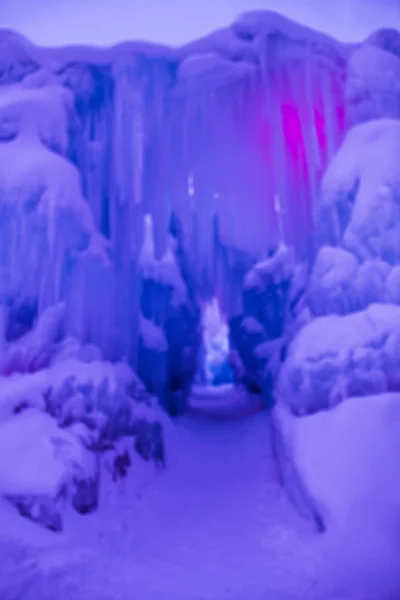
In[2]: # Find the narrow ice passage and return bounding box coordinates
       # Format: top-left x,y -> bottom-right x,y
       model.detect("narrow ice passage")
0,386 -> 388,600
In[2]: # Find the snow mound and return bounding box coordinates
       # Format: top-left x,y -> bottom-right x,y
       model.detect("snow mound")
277,303 -> 400,415
0,303 -> 158,440
0,409 -> 96,530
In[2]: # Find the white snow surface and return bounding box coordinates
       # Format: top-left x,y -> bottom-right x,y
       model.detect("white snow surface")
1,390 -> 400,599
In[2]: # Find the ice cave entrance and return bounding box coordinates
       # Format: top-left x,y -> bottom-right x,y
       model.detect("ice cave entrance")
199,297 -> 233,387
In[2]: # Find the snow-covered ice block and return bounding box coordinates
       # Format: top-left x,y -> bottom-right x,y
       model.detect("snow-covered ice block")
277,303 -> 400,415
308,246 -> 396,316
0,303 -> 64,375
179,25 -> 258,65
0,30 -> 39,85
366,27 -> 400,58
347,43 -> 400,125
308,246 -> 359,316
0,82 -> 73,152
177,51 -> 256,89
319,118 -> 400,264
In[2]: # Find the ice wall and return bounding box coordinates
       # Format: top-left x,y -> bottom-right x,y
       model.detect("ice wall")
0,13 -> 390,371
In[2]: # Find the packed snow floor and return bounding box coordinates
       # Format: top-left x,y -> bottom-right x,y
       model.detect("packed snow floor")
0,387 -> 398,600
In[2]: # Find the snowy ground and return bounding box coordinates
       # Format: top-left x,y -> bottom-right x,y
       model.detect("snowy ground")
0,387 -> 397,600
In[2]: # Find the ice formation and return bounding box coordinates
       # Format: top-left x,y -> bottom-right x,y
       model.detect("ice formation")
1,9 -> 400,598
0,13 -> 350,367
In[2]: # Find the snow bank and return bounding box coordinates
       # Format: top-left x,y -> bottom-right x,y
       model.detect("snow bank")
273,393 -> 400,595
292,392 -> 400,526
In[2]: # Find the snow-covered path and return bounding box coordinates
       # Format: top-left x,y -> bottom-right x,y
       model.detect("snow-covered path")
0,392 -> 392,600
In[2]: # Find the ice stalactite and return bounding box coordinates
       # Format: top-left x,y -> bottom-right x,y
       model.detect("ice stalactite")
109,51 -> 177,366
167,57 -> 275,307
111,55 -> 147,261
60,47 -> 175,366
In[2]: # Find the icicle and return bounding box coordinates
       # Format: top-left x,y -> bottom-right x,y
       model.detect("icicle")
303,47 -> 322,208
322,70 -> 339,163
